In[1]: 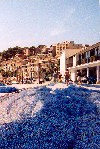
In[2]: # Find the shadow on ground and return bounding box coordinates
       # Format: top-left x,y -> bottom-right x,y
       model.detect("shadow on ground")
0,85 -> 100,149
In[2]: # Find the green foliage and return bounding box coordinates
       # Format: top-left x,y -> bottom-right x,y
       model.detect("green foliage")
2,46 -> 24,60
29,46 -> 36,56
0,69 -> 17,77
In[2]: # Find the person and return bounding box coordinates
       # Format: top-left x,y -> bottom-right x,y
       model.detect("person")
77,70 -> 82,84
58,73 -> 62,83
82,75 -> 88,84
65,69 -> 70,85
53,71 -> 58,82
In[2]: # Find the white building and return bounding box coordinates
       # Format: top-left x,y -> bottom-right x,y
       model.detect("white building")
60,42 -> 100,83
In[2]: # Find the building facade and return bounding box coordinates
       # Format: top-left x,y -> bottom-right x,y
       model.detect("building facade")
51,41 -> 83,57
0,51 -> 57,83
60,42 -> 100,83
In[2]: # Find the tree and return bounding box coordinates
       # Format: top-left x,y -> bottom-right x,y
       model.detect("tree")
2,46 -> 24,60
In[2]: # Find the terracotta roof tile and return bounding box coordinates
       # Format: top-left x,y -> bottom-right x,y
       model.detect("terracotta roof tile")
65,48 -> 84,58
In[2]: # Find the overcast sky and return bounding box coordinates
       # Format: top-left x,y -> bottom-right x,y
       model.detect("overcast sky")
0,0 -> 100,52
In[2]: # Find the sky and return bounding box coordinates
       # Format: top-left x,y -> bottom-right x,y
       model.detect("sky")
0,0 -> 100,52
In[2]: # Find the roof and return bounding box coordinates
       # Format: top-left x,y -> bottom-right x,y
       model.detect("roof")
65,48 -> 84,58
64,42 -> 100,58
76,42 -> 100,55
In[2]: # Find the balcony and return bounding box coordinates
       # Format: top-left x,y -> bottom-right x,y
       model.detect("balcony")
90,56 -> 96,62
90,55 -> 100,62
66,63 -> 73,68
76,61 -> 82,66
81,58 -> 87,64
97,55 -> 100,60
76,55 -> 100,66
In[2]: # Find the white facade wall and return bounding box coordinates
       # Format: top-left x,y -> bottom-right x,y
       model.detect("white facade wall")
97,66 -> 100,83
70,69 -> 76,82
98,47 -> 100,54
86,52 -> 88,58
60,51 -> 66,77
88,51 -> 90,57
60,43 -> 100,83
73,55 -> 76,67
95,49 -> 97,55
87,67 -> 89,77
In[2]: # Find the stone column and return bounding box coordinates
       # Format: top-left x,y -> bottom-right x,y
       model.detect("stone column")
71,70 -> 76,82
97,66 -> 100,83
95,48 -> 97,55
87,67 -> 89,78
73,55 -> 77,67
